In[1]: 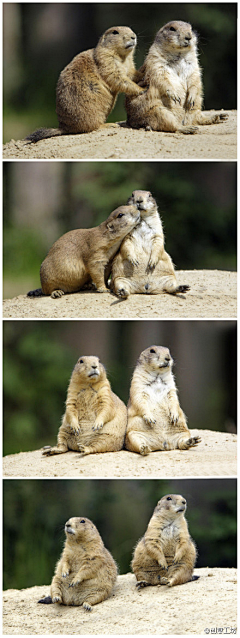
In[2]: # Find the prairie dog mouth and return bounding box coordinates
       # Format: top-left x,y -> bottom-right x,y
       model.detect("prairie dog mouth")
65,524 -> 75,535
125,40 -> 136,49
88,370 -> 100,378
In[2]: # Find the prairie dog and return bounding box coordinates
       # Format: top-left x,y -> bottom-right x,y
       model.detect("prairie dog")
110,190 -> 189,299
132,494 -> 197,588
125,345 -> 201,455
27,204 -> 140,298
26,26 -> 144,143
38,517 -> 117,609
126,20 -> 228,133
42,356 -> 127,456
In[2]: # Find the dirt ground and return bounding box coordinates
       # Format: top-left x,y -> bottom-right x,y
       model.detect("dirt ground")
2,110 -> 236,160
3,430 -> 237,478
2,568 -> 237,635
3,270 -> 237,319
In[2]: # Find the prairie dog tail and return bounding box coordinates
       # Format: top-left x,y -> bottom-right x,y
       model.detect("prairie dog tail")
27,288 -> 43,297
25,128 -> 64,143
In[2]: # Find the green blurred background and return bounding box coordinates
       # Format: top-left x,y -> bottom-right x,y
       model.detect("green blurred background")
3,479 -> 237,590
3,320 -> 236,456
3,161 -> 237,298
3,3 -> 237,142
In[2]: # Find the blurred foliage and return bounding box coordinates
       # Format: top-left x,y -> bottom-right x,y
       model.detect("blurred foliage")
3,321 -> 237,455
3,162 -> 237,292
3,479 -> 237,590
3,3 -> 236,141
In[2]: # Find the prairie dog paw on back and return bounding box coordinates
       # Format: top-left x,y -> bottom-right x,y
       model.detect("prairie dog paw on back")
125,345 -> 201,454
126,20 -> 228,133
132,494 -> 197,588
110,190 -> 189,298
27,204 -> 140,298
42,355 -> 127,457
39,517 -> 117,608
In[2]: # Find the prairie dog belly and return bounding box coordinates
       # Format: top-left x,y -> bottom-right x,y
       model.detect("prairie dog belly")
76,386 -> 98,429
131,220 -> 156,257
143,375 -> 175,409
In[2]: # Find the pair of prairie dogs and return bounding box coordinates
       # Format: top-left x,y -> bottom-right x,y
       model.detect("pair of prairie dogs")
28,190 -> 189,300
39,495 -> 197,610
42,346 -> 200,459
27,20 -> 227,142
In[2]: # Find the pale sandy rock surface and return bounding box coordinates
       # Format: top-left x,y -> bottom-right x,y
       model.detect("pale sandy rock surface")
2,111 -> 236,160
3,270 -> 237,319
3,430 -> 237,478
2,569 -> 237,635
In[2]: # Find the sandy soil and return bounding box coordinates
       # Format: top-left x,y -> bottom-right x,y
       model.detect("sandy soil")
2,111 -> 236,160
3,430 -> 237,478
2,568 -> 237,635
3,270 -> 237,319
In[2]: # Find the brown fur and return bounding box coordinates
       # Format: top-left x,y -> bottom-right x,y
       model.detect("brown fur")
110,190 -> 189,298
125,345 -> 201,455
26,27 -> 144,142
132,494 -> 197,588
43,517 -> 117,609
126,20 -> 228,133
27,204 -> 140,298
42,356 -> 127,456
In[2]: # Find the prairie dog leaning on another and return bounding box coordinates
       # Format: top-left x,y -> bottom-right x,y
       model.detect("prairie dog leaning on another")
125,345 -> 201,454
42,356 -> 127,456
26,26 -> 144,142
131,494 -> 197,588
110,190 -> 189,299
27,204 -> 140,298
38,517 -> 117,609
126,20 -> 228,133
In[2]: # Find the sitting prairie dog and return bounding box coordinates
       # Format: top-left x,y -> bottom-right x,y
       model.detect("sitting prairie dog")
110,190 -> 189,299
38,517 -> 118,609
26,26 -> 144,143
42,356 -> 127,456
131,494 -> 197,588
27,204 -> 140,298
125,345 -> 201,455
126,20 -> 228,134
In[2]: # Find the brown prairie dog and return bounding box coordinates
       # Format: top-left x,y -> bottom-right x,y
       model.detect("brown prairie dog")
126,20 -> 228,133
110,190 -> 189,299
125,345 -> 201,455
42,356 -> 127,456
131,494 -> 197,588
27,204 -> 140,298
26,27 -> 144,143
38,517 -> 118,609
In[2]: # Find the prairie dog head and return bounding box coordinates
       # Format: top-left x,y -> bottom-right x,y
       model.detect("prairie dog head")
105,205 -> 140,238
138,345 -> 173,374
127,190 -> 157,219
99,26 -> 137,58
154,494 -> 187,520
74,356 -> 105,383
65,517 -> 99,541
154,21 -> 197,53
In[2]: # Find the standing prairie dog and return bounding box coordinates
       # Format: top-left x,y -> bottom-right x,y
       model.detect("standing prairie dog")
42,356 -> 127,456
132,494 -> 197,588
126,20 -> 228,133
26,27 -> 144,143
27,204 -> 140,298
125,345 -> 201,455
38,517 -> 118,609
110,190 -> 189,299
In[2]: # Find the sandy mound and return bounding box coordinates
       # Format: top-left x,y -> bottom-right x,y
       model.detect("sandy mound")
3,270 -> 237,319
2,568 -> 237,635
2,111 -> 236,160
3,430 -> 237,478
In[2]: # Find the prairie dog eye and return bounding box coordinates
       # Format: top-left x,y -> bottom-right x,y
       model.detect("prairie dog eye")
80,519 -> 85,523
150,348 -> 156,354
79,359 -> 84,363
169,26 -> 176,32
117,212 -> 124,218
112,30 -> 119,35
166,496 -> 172,501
